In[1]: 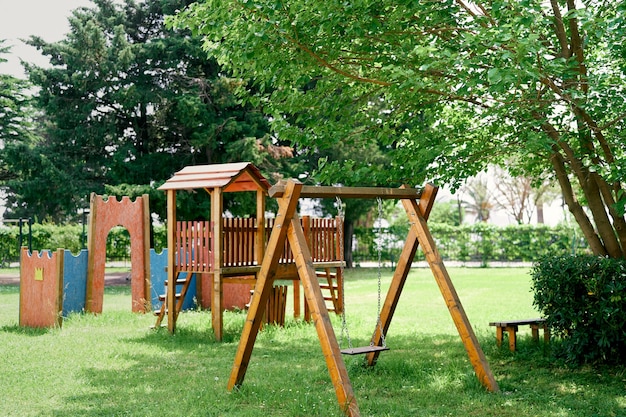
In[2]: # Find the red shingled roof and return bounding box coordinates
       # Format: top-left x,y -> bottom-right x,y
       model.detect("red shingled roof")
158,162 -> 271,192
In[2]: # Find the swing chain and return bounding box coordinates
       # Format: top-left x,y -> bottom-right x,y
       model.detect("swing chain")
374,197 -> 387,348
336,196 -> 352,350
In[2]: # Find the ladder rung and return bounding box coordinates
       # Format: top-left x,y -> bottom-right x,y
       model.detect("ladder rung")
340,345 -> 389,355
158,293 -> 182,301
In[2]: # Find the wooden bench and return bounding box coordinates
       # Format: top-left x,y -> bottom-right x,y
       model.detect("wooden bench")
489,318 -> 550,352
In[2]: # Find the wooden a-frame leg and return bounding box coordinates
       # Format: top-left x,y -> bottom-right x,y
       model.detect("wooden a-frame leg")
366,226 -> 419,366
287,215 -> 359,417
228,181 -> 302,391
366,184 -> 438,367
228,179 -> 360,417
404,198 -> 500,392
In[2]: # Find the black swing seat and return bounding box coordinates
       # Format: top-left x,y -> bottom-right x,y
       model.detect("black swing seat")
340,345 -> 390,355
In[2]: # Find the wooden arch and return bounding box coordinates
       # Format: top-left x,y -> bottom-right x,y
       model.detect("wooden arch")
85,193 -> 151,313
228,179 -> 499,417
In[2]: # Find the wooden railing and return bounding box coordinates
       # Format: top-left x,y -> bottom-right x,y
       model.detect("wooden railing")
175,216 -> 342,273
175,221 -> 211,273
223,218 -> 257,267
308,217 -> 342,262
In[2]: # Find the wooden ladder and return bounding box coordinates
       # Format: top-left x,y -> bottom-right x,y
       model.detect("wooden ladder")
303,268 -> 343,321
318,267 -> 342,314
152,272 -> 194,329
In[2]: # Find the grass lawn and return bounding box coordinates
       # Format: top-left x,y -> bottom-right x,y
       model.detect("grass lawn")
1,267 -> 625,416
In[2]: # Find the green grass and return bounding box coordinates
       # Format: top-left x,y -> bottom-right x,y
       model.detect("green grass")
1,268 -> 625,416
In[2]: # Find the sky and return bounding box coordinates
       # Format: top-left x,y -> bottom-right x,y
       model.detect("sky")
0,0 -> 93,78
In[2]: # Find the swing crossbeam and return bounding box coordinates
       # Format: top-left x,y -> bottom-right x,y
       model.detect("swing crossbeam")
269,183 -> 423,199
341,345 -> 390,355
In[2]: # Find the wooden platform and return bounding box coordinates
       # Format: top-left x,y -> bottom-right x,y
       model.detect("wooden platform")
340,345 -> 389,355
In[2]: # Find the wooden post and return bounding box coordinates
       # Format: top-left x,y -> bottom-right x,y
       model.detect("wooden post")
287,214 -> 359,417
85,193 -> 98,312
142,194 -> 151,310
403,197 -> 499,392
166,190 -> 177,333
256,189 -> 265,264
228,180 -> 302,389
366,184 -> 437,366
335,216 -> 344,314
212,187 -> 224,341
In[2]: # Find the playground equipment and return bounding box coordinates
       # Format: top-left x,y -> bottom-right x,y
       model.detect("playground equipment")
20,193 -> 153,328
86,193 -> 151,313
19,192 -> 152,327
157,162 -> 344,339
19,248 -> 64,328
228,179 -> 499,417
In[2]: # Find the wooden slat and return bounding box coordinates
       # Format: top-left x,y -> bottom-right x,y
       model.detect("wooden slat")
192,220 -> 199,271
270,181 -> 423,199
205,222 -> 212,271
341,345 -> 389,355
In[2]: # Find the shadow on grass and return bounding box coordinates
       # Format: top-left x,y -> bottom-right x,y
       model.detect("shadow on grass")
0,324 -> 52,336
45,322 -> 626,417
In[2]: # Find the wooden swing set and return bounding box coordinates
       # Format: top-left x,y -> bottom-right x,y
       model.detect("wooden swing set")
229,179 -> 499,417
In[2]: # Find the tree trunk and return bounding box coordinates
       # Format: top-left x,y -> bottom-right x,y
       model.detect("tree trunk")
549,150 -> 608,256
536,204 -> 544,224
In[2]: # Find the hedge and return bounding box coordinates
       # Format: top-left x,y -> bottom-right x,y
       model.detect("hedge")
0,222 -> 586,267
0,223 -> 167,266
353,223 -> 588,266
531,255 -> 626,364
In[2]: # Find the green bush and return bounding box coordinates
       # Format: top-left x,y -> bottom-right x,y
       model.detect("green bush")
0,226 -> 19,266
531,255 -> 626,364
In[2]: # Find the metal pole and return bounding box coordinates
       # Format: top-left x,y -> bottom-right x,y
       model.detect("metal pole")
18,218 -> 23,250
28,218 -> 32,252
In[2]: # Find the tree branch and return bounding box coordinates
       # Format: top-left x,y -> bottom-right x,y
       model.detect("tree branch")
566,0 -> 588,93
549,0 -> 570,58
282,33 -> 392,87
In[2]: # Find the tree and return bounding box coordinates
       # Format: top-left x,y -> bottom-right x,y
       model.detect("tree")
173,1 -> 626,258
4,0 -> 290,221
490,165 -> 560,224
0,42 -> 33,154
0,41 -> 46,218
461,175 -> 494,223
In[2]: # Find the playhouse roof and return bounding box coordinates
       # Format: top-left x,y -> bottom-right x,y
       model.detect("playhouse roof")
158,162 -> 271,192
